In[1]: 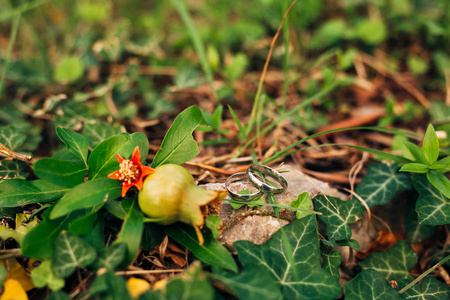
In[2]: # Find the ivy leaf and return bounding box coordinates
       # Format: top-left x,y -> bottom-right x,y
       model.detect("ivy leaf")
50,178 -> 121,219
345,269 -> 403,299
51,231 -> 97,278
93,243 -> 127,271
0,179 -> 68,207
31,260 -> 65,291
89,271 -> 132,300
151,106 -> 208,167
404,201 -> 435,243
227,215 -> 342,299
56,127 -> 90,166
165,223 -> 238,273
290,192 -> 312,219
313,195 -> 363,240
355,162 -> 411,208
82,122 -> 124,148
412,175 -> 450,225
33,158 -> 88,188
0,125 -> 26,150
113,198 -> 144,265
398,277 -> 450,300
0,160 -> 28,179
360,240 -> 417,281
422,124 -> 439,165
88,133 -> 135,180
426,171 -> 450,199
336,239 -> 360,251
321,250 -> 341,280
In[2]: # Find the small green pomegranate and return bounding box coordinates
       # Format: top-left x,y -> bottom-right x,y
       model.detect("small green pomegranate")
138,164 -> 226,227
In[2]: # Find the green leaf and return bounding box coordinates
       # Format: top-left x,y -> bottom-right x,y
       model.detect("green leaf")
0,125 -> 26,150
113,198 -> 144,265
360,240 -> 417,281
0,159 -> 27,179
68,209 -> 98,235
22,211 -> 79,259
174,66 -> 202,90
399,163 -> 429,174
83,218 -> 105,250
290,192 -> 313,219
151,106 -> 208,167
0,179 -> 68,207
313,195 -> 363,240
403,141 -> 428,164
230,215 -> 342,299
31,260 -> 65,291
436,156 -> 450,166
229,190 -> 264,209
82,122 -> 124,148
88,271 -> 131,300
426,171 -> 450,198
223,53 -> 248,81
355,162 -> 411,208
356,19 -> 387,45
321,250 -> 341,280
422,124 -> 439,165
130,132 -> 149,164
93,243 -> 127,271
50,178 -> 121,219
48,291 -> 71,300
142,223 -> 164,251
54,56 -> 85,83
345,269 -> 403,299
205,214 -> 221,239
336,239 -> 360,251
33,158 -> 87,188
412,175 -> 450,225
165,223 -> 238,273
56,127 -> 90,166
398,276 -> 450,300
405,201 -> 435,244
88,133 -> 135,180
0,265 -> 7,286
52,231 -> 97,278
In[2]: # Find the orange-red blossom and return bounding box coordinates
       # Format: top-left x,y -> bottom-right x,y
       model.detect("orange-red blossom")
107,146 -> 154,197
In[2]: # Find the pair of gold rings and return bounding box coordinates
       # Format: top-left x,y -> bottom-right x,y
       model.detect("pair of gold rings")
225,164 -> 288,202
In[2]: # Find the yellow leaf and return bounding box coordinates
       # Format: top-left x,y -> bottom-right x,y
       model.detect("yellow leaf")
0,279 -> 28,300
126,277 -> 150,299
0,259 -> 34,292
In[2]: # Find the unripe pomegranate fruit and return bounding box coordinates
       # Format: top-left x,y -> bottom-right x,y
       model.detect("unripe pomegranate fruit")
138,164 -> 226,227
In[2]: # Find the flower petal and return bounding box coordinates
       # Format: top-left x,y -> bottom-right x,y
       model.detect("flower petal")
134,177 -> 144,191
116,154 -> 125,164
131,146 -> 141,165
141,165 -> 155,177
121,183 -> 134,197
108,170 -> 122,180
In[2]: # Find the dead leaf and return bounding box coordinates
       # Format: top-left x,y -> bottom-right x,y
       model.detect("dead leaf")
126,277 -> 151,299
356,230 -> 404,259
0,279 -> 28,300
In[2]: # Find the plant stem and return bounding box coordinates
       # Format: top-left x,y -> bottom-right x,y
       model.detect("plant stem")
398,254 -> 450,294
0,0 -> 52,22
282,0 -> 290,113
0,14 -> 21,98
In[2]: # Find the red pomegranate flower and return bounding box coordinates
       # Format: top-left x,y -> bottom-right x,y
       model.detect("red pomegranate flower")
107,146 -> 155,197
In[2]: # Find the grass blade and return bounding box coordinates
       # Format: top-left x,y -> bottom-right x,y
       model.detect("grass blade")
0,15 -> 21,97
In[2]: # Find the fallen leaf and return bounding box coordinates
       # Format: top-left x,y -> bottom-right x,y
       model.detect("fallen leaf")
0,279 -> 28,300
356,230 -> 405,259
0,259 -> 34,292
126,277 -> 150,299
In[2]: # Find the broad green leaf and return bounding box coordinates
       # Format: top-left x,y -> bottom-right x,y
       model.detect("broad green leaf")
205,214 -> 221,239
113,198 -> 144,265
0,179 -> 68,207
213,265 -> 282,300
412,175 -> 450,225
31,260 -> 65,291
88,133 -> 135,180
313,195 -> 363,240
0,125 -> 26,150
142,223 -> 164,251
231,215 -> 342,299
165,223 -> 238,273
54,56 -> 85,83
56,127 -> 90,166
0,160 -> 27,179
405,201 -> 435,244
50,178 -> 121,219
151,106 -> 208,167
22,211 -> 79,259
356,19 -> 387,45
402,140 -> 427,163
93,243 -> 127,271
399,163 -> 429,174
82,122 -> 124,148
52,231 -> 97,278
355,162 -> 411,208
48,291 -> 71,300
336,239 -> 360,251
426,171 -> 450,198
130,132 -> 149,164
33,158 -> 87,188
436,156 -> 450,166
83,218 -> 105,250
88,271 -> 131,300
360,240 -> 417,281
162,263 -> 217,300
68,210 -> 98,235
345,269 -> 403,299
422,124 -> 439,165
290,192 -> 313,219
0,207 -> 21,219
321,250 -> 341,280
398,276 -> 450,300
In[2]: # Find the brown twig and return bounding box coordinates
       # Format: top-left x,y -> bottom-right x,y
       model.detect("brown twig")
0,142 -> 35,164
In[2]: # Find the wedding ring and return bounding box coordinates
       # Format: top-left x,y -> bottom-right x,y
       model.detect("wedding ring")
225,172 -> 264,201
246,164 -> 288,194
